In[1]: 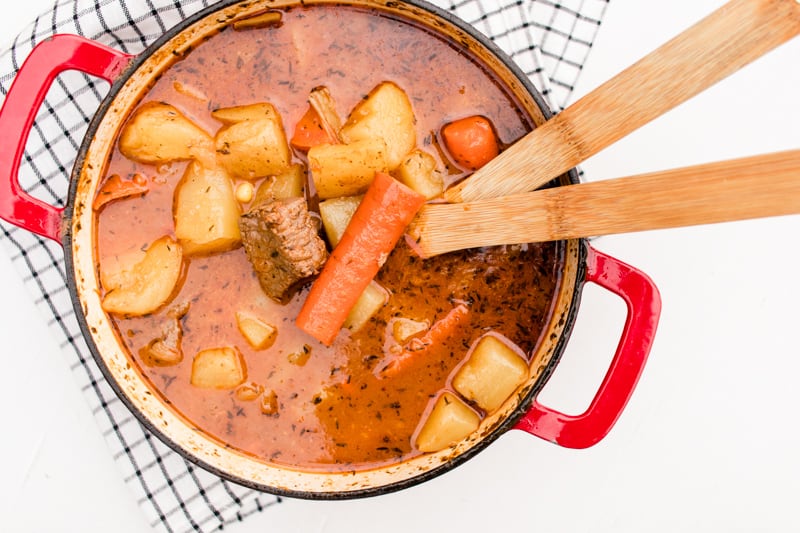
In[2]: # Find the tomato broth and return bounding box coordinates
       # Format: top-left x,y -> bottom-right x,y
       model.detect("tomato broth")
95,5 -> 563,472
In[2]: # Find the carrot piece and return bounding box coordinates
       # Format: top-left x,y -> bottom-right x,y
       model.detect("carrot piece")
93,173 -> 149,210
440,115 -> 500,171
377,304 -> 470,378
296,172 -> 426,345
290,106 -> 336,151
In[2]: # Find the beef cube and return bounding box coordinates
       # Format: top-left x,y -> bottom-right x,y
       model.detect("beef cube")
239,197 -> 328,302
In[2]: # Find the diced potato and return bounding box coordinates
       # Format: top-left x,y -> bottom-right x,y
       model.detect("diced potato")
319,195 -> 362,247
190,347 -> 247,390
253,163 -> 305,204
236,311 -> 277,350
343,281 -> 389,333
452,335 -> 529,412
174,161 -> 242,255
391,317 -> 429,344
235,382 -> 264,402
101,236 -> 183,316
414,392 -> 480,453
308,138 -> 388,199
118,102 -> 213,165
395,149 -> 444,200
215,103 -> 291,179
211,102 -> 280,125
340,81 -> 416,170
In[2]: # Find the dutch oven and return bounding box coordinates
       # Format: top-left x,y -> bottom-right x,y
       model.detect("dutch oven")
0,0 -> 660,498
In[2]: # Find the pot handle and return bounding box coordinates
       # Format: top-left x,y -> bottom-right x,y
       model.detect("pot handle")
0,34 -> 133,244
514,245 -> 661,448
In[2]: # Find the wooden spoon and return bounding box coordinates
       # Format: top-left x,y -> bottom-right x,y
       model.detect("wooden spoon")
444,0 -> 800,204
408,150 -> 800,257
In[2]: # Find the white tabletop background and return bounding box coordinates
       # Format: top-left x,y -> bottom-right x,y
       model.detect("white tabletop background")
1,1 -> 799,532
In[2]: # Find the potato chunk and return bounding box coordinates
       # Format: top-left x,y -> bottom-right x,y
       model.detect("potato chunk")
214,103 -> 291,179
308,138 -> 388,199
190,347 -> 247,390
253,163 -> 305,205
340,81 -> 416,170
452,335 -> 529,412
236,312 -> 277,350
391,317 -> 429,344
415,392 -> 480,453
343,281 -> 388,332
174,161 -> 242,255
101,236 -> 183,316
319,195 -> 362,247
396,149 -> 444,200
211,102 -> 279,125
118,102 -> 213,165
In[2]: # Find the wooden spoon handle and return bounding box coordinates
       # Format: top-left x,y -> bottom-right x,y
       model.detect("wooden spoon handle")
444,0 -> 800,204
410,149 -> 800,257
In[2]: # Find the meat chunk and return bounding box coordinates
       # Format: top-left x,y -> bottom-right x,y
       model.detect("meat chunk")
239,197 -> 328,302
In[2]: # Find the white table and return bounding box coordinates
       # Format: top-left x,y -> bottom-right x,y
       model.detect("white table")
1,1 -> 799,532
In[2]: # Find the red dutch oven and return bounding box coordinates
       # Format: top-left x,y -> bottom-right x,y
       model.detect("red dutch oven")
0,0 -> 660,498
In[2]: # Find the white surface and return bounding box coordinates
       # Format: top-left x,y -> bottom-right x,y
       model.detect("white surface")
2,1 -> 800,532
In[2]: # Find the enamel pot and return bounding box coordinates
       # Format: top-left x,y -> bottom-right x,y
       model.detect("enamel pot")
0,0 -> 661,498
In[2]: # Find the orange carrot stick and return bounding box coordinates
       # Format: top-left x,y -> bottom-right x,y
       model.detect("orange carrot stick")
296,172 -> 426,345
377,304 -> 470,378
290,106 -> 336,151
440,115 -> 499,171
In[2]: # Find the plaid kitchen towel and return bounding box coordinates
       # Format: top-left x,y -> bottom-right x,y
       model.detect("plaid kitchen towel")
0,0 -> 607,531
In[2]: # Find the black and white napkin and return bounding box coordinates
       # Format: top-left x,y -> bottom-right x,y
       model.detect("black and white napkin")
0,0 -> 607,531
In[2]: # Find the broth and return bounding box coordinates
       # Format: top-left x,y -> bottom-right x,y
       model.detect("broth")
95,5 -> 563,472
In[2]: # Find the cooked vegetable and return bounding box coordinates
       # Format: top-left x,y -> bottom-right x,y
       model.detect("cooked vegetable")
260,389 -> 280,415
319,195 -> 363,247
253,163 -> 305,204
440,115 -> 499,171
379,304 -> 469,377
211,102 -> 279,125
101,236 -> 183,317
232,10 -> 282,31
118,102 -> 213,165
190,347 -> 247,390
340,81 -> 416,170
308,138 -> 388,199
395,149 -> 444,200
343,281 -> 388,332
214,102 -> 291,179
291,106 -> 333,151
414,392 -> 480,453
235,182 -> 255,203
93,174 -> 149,210
287,344 -> 312,366
174,161 -> 242,255
235,382 -> 265,401
296,172 -> 426,345
390,317 -> 429,344
236,311 -> 278,350
452,334 -> 529,412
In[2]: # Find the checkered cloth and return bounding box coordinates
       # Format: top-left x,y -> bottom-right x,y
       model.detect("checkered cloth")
0,0 -> 607,531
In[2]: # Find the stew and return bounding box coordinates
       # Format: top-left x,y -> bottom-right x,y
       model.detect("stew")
94,4 -> 564,472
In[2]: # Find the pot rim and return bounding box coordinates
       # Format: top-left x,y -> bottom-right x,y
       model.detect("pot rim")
62,0 -> 586,499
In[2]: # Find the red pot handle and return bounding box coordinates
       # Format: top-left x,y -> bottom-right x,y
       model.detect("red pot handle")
0,34 -> 133,244
514,245 -> 661,448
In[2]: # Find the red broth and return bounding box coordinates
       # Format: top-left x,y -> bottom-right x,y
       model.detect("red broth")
95,5 -> 563,471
